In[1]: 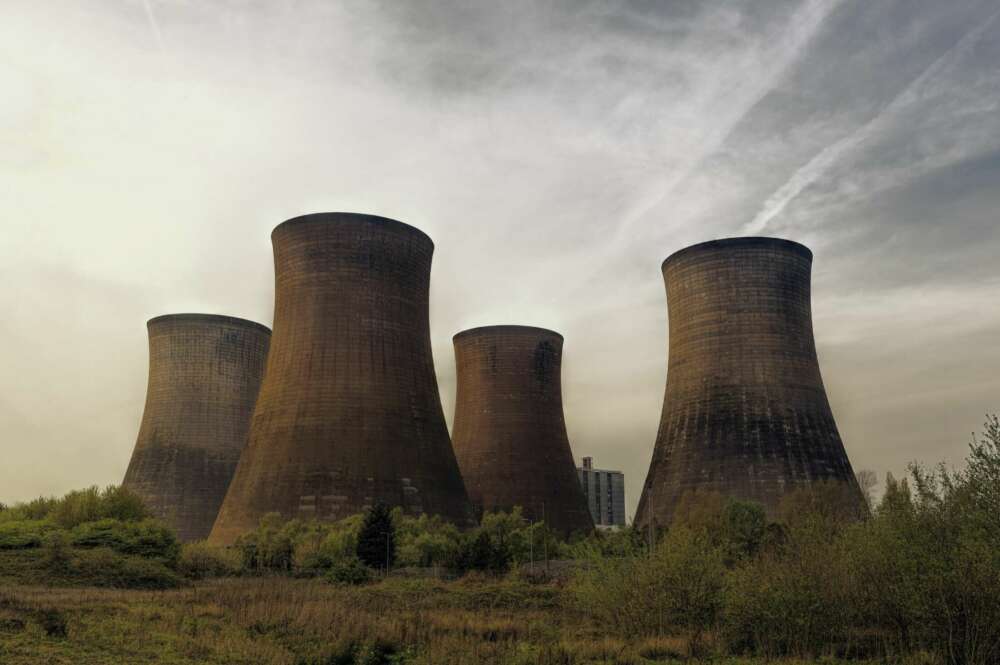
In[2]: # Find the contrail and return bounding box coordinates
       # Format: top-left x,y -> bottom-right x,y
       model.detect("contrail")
742,9 -> 1000,236
142,0 -> 165,51
612,0 -> 843,244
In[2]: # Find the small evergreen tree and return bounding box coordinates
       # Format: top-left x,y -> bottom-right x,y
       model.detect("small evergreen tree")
356,504 -> 396,571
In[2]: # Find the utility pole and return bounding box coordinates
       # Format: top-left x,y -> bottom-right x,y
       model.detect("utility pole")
382,530 -> 391,577
526,514 -> 534,573
542,501 -> 549,572
646,480 -> 656,558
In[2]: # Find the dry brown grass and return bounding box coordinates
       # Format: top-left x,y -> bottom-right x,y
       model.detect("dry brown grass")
0,578 -> 881,665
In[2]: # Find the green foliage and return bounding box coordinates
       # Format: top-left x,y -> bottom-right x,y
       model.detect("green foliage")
0,520 -> 58,549
572,525 -> 725,648
0,485 -> 150,528
394,512 -> 461,568
236,512 -> 297,572
41,530 -> 72,572
356,504 -> 396,571
564,524 -> 647,558
445,530 -> 513,576
177,541 -> 242,579
325,556 -> 372,586
71,547 -> 185,589
69,518 -> 180,563
719,499 -> 767,562
723,522 -> 855,658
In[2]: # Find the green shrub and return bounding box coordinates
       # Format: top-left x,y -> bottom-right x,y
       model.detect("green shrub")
177,542 -> 241,579
357,504 -> 396,572
41,531 -> 72,572
72,547 -> 184,589
572,525 -> 724,648
0,485 -> 150,528
236,513 -> 298,572
395,512 -> 461,568
445,530 -> 512,576
69,518 -> 179,563
325,557 -> 372,586
723,538 -> 854,658
0,521 -> 56,549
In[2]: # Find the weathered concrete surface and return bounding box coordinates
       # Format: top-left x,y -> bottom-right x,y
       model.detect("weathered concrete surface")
452,326 -> 594,537
210,213 -> 473,545
637,237 -> 865,525
123,314 -> 270,542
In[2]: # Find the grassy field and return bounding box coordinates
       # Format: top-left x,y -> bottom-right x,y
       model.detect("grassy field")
0,575 -> 882,665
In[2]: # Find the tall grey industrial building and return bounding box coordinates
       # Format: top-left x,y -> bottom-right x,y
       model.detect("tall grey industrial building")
123,314 -> 270,542
577,457 -> 626,529
210,213 -> 473,545
637,237 -> 865,526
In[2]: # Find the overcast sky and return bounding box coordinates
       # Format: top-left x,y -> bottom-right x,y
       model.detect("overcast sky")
2,0 -> 999,517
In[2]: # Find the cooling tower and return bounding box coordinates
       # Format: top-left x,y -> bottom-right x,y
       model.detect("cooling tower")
209,213 -> 472,544
123,314 -> 270,542
637,237 -> 864,525
451,326 -> 594,536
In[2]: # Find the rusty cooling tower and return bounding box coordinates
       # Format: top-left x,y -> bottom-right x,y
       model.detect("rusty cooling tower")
209,213 -> 472,544
451,326 -> 593,536
637,237 -> 864,525
123,314 -> 270,542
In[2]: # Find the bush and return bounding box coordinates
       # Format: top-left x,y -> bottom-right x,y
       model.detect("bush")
357,504 -> 396,572
41,531 -> 72,572
723,536 -> 854,658
572,525 -> 725,649
445,530 -> 512,576
72,547 -> 184,589
177,542 -> 241,579
70,518 -> 179,563
236,513 -> 298,572
0,521 -> 57,549
325,557 -> 372,586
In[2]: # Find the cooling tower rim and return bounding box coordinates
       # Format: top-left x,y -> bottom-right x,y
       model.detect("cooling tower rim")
662,236 -> 812,270
147,313 -> 272,335
273,212 -> 434,248
453,325 -> 564,342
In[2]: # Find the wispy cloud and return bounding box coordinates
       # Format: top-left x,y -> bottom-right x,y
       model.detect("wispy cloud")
613,0 -> 844,242
141,0 -> 164,51
743,8 -> 1000,235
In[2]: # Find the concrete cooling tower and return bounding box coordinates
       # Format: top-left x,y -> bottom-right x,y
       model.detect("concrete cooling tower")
209,213 -> 472,544
451,326 -> 594,536
123,314 -> 270,542
637,237 -> 864,525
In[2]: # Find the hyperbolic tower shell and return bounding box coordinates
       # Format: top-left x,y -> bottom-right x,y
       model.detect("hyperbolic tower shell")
210,213 -> 472,544
451,326 -> 594,536
123,314 -> 270,542
637,237 -> 864,524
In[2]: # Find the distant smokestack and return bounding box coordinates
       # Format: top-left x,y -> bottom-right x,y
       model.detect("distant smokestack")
637,237 -> 864,524
123,314 -> 270,542
210,213 -> 472,544
451,326 -> 594,536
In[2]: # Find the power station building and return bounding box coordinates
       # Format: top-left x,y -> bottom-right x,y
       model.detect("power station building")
637,237 -> 864,525
451,326 -> 593,536
577,457 -> 626,529
123,314 -> 270,542
209,213 -> 473,544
